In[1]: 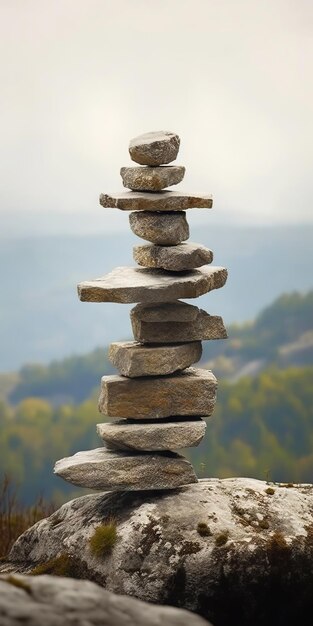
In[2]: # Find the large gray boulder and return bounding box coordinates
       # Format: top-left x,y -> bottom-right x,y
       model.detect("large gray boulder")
0,574 -> 209,626
2,478 -> 313,626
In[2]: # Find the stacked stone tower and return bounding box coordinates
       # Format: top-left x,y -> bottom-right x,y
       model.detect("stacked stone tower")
55,131 -> 228,491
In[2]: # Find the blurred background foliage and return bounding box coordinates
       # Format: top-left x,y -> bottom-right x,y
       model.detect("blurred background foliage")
1,290 -> 312,505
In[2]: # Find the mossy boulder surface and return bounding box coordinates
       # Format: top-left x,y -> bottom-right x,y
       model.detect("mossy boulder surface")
2,478 -> 313,626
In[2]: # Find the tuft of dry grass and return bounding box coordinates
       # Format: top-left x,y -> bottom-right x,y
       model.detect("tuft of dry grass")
0,474 -> 55,559
89,522 -> 117,557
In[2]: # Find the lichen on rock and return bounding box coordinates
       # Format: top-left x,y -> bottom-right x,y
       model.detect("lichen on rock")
1,477 -> 313,626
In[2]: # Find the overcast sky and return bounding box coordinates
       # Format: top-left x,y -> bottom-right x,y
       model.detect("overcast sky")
1,0 -> 313,233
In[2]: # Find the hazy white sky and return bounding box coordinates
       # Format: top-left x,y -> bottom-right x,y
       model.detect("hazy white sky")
1,0 -> 313,228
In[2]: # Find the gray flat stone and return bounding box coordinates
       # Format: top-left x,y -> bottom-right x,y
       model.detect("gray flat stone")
120,166 -> 185,191
77,265 -> 227,304
129,211 -> 189,245
97,418 -> 207,451
131,307 -> 227,343
0,575 -> 210,626
133,242 -> 213,271
108,341 -> 202,377
99,191 -> 213,211
98,367 -> 217,419
129,131 -> 180,166
54,447 -> 197,491
133,300 -> 200,322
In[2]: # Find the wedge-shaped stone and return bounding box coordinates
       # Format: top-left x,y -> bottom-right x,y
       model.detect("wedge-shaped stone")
120,166 -> 185,191
109,341 -> 202,377
133,242 -> 213,271
97,417 -> 207,451
131,307 -> 227,343
98,367 -> 217,419
133,300 -> 199,322
77,265 -> 227,304
129,211 -> 189,245
99,191 -> 213,212
129,131 -> 180,166
54,447 -> 197,491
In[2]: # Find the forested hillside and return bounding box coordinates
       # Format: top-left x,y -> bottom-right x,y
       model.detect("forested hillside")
4,290 -> 313,405
1,366 -> 312,505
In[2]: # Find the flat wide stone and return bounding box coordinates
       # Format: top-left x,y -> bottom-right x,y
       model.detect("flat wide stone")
129,211 -> 189,245
77,265 -> 227,304
98,367 -> 217,419
120,166 -> 185,191
108,341 -> 202,377
54,447 -> 197,491
97,418 -> 207,451
132,300 -> 200,322
129,131 -> 180,166
131,307 -> 227,343
99,191 -> 213,211
133,242 -> 213,271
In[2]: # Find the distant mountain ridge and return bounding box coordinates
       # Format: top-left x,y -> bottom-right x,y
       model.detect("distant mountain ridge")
5,290 -> 313,406
1,223 -> 313,371
202,290 -> 313,380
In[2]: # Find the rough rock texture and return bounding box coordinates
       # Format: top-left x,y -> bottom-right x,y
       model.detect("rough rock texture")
133,300 -> 200,323
99,191 -> 213,212
109,341 -> 202,377
129,131 -> 180,166
54,448 -> 197,491
97,418 -> 207,451
98,368 -> 217,419
131,308 -> 227,344
129,211 -> 189,245
133,242 -> 213,271
77,265 -> 227,304
0,575 -> 210,626
120,166 -> 185,191
4,479 -> 313,626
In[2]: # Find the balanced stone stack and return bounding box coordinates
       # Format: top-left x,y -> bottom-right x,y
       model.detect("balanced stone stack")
54,131 -> 228,492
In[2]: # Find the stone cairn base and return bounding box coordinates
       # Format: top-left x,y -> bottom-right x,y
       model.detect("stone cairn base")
54,131 -> 228,492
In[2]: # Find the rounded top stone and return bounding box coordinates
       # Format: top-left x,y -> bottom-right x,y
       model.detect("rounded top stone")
129,131 -> 180,165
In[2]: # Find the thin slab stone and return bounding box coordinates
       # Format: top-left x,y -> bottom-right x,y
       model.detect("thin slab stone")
129,211 -> 189,245
96,418 -> 207,451
77,265 -> 227,304
129,131 -> 180,166
98,367 -> 217,419
131,308 -> 227,344
120,166 -> 185,191
108,341 -> 202,377
54,447 -> 197,491
133,242 -> 213,271
99,191 -> 213,212
133,300 -> 200,323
